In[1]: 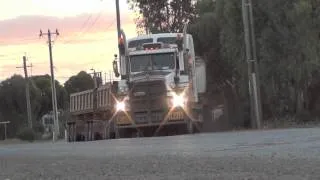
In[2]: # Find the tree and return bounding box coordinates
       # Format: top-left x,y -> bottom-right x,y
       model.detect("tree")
31,75 -> 68,121
64,71 -> 94,95
0,75 -> 35,138
253,0 -> 320,117
128,0 -> 196,34
0,74 -> 68,138
190,0 -> 245,127
184,0 -> 320,125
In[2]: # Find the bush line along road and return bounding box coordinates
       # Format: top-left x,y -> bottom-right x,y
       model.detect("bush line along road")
1,128 -> 320,179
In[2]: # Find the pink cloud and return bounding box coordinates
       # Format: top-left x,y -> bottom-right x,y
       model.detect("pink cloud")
0,12 -> 135,45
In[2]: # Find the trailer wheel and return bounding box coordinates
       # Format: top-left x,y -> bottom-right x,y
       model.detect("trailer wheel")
115,129 -> 120,139
94,132 -> 103,140
76,134 -> 85,141
108,132 -> 116,139
187,119 -> 194,134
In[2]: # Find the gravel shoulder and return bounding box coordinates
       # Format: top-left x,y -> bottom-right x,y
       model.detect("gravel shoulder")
1,154 -> 319,180
1,128 -> 320,180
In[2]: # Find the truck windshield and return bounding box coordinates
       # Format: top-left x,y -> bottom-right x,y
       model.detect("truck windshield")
130,53 -> 175,73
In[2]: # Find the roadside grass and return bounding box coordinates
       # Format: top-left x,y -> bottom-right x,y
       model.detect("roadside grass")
229,116 -> 320,133
262,116 -> 320,130
0,138 -> 58,146
0,139 -> 28,145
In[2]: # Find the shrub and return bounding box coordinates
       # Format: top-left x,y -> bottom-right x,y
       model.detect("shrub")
33,123 -> 45,134
17,127 -> 36,142
296,110 -> 313,123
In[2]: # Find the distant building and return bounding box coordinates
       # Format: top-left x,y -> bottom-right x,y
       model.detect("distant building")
41,111 -> 62,133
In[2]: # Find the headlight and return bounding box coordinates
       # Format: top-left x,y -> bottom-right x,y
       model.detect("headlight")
119,87 -> 127,93
172,93 -> 186,107
116,101 -> 125,111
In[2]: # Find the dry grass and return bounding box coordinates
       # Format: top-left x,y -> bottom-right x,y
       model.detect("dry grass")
0,138 -> 55,146
0,139 -> 26,145
262,116 -> 320,130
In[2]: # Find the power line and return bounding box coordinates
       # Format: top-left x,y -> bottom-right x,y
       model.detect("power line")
79,13 -> 94,32
60,11 -> 105,44
57,14 -> 94,43
0,52 -> 26,58
0,52 -> 38,62
56,4 -> 117,44
0,37 -> 40,46
84,11 -> 104,33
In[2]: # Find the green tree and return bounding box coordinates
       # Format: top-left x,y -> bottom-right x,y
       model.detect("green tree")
128,0 -> 196,34
0,74 -> 68,138
64,71 -> 94,94
185,0 -> 320,125
253,0 -> 320,118
31,75 -> 68,121
0,75 -> 34,138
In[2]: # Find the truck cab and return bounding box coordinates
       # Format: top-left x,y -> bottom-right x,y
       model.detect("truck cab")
111,29 -> 204,138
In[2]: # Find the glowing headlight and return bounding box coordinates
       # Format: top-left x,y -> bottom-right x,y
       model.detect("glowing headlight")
119,87 -> 126,93
116,101 -> 125,111
172,94 -> 186,107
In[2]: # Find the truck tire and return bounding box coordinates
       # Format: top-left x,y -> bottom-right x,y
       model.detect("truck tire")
115,130 -> 120,139
187,119 -> 194,134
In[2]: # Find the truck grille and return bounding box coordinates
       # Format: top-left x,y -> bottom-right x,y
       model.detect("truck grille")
129,80 -> 167,123
133,111 -> 164,124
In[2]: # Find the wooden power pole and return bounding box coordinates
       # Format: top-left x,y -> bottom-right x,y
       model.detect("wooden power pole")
40,29 -> 60,141
17,56 -> 33,128
242,0 -> 263,129
115,0 -> 121,62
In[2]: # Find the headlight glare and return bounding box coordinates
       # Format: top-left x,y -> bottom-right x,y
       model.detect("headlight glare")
116,101 -> 125,111
172,93 -> 186,107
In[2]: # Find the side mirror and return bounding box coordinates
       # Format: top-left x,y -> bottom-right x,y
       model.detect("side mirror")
174,56 -> 180,85
174,76 -> 180,85
176,35 -> 183,51
113,54 -> 120,77
119,41 -> 125,55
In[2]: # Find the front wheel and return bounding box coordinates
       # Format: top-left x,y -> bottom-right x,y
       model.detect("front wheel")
187,119 -> 194,134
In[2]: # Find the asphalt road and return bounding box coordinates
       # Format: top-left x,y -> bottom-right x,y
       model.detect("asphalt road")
1,128 -> 320,180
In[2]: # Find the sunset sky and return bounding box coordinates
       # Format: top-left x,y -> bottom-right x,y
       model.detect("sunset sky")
0,0 -> 138,84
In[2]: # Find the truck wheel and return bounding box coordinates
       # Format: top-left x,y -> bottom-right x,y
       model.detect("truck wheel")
115,129 -> 120,139
187,119 -> 194,134
131,131 -> 138,138
109,132 -> 116,139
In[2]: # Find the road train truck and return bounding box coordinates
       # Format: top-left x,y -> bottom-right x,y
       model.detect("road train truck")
67,23 -> 207,141
111,23 -> 207,138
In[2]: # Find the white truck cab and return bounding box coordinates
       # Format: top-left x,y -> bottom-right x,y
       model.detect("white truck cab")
111,25 -> 205,138
116,31 -> 199,103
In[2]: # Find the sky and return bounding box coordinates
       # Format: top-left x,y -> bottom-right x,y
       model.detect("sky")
0,0 -> 138,84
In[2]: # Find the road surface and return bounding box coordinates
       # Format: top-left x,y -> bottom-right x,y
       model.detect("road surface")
1,128 -> 320,180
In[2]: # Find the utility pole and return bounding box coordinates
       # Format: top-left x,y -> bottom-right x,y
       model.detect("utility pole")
87,69 -> 102,140
30,63 -> 33,77
0,121 -> 10,140
104,71 -> 112,85
115,0 -> 125,80
40,29 -> 60,141
104,72 -> 107,85
242,0 -> 263,129
16,56 -> 33,128
91,69 -> 98,88
115,0 -> 121,52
